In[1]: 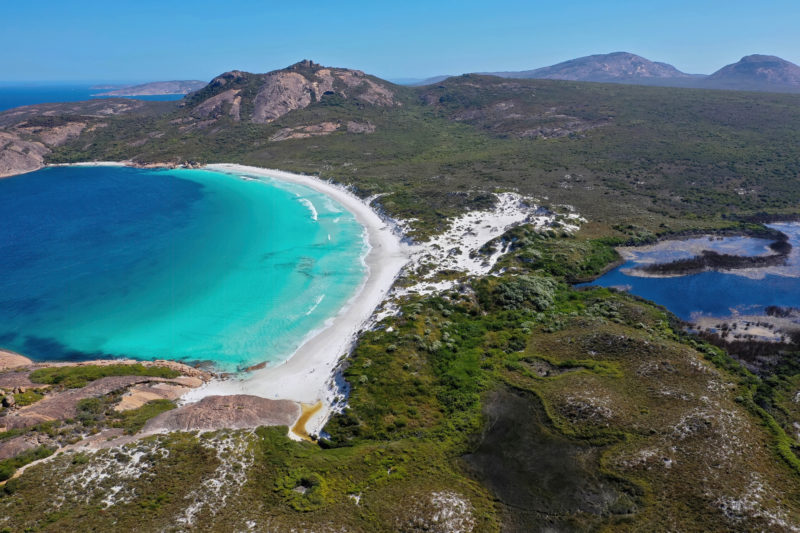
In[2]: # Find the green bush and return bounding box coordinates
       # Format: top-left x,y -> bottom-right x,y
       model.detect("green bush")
111,400 -> 176,434
275,470 -> 328,511
0,446 -> 54,482
29,364 -> 181,389
490,275 -> 557,311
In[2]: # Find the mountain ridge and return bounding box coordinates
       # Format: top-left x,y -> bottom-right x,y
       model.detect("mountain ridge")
702,54 -> 800,92
405,52 -> 800,93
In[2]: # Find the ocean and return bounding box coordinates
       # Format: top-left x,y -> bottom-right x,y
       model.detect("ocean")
0,84 -> 185,111
0,166 -> 367,371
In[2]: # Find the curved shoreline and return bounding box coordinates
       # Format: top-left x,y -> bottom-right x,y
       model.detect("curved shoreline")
3,161 -> 409,439
180,164 -> 409,436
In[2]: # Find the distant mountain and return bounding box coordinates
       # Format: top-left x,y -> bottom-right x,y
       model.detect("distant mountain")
480,52 -> 800,93
701,55 -> 800,93
394,75 -> 453,86
488,52 -> 701,86
94,80 -> 207,96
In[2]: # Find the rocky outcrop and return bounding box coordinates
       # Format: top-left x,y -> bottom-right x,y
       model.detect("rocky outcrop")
0,349 -> 33,371
3,376 -> 158,430
252,71 -> 315,123
270,121 -> 340,141
1,373 -> 207,431
192,88 -> 241,120
141,394 -> 300,432
114,378 -> 202,411
336,69 -> 395,105
269,120 -> 377,141
0,99 -> 145,128
0,372 -> 38,390
346,120 -> 376,134
245,60 -> 396,123
14,121 -> 86,146
0,131 -> 49,178
0,436 -> 38,461
207,70 -> 247,90
0,98 -> 149,178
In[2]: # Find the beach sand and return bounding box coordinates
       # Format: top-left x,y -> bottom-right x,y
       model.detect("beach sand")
179,164 -> 410,437
3,161 -> 407,439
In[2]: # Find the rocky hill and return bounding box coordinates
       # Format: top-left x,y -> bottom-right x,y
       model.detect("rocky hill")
701,54 -> 800,92
2,59 -> 800,532
488,52 -> 700,86
0,98 -> 157,177
467,52 -> 800,93
0,60 -> 400,176
185,60 -> 397,124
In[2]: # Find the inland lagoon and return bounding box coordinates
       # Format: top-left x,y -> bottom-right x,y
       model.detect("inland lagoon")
584,223 -> 800,322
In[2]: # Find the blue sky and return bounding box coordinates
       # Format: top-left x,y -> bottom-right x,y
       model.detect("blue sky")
2,0 -> 799,82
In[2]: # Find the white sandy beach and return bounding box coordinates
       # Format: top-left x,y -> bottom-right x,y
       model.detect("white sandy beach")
177,164 -> 410,436
13,161 -> 570,438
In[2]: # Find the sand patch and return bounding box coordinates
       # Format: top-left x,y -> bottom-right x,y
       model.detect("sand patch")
291,401 -> 323,441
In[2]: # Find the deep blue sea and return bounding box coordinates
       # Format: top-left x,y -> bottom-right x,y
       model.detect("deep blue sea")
0,85 -> 184,111
584,224 -> 800,321
0,166 -> 367,370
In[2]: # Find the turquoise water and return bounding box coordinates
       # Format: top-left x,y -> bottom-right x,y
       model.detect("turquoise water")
583,224 -> 800,321
0,166 -> 367,370
0,85 -> 185,111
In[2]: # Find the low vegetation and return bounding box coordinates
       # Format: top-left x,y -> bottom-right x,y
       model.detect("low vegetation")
0,231 -> 799,530
0,446 -> 53,482
1,66 -> 800,530
29,364 -> 180,389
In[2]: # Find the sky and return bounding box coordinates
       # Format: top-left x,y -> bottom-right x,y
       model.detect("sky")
2,0 -> 799,83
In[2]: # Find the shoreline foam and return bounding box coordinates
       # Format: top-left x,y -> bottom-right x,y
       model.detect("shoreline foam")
178,164 -> 409,437
6,161 -> 408,439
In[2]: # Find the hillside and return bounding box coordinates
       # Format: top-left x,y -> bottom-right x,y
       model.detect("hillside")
2,61 -> 800,531
4,62 -> 799,233
489,52 -> 700,86
93,80 -> 207,96
474,52 -> 800,93
702,54 -> 800,92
